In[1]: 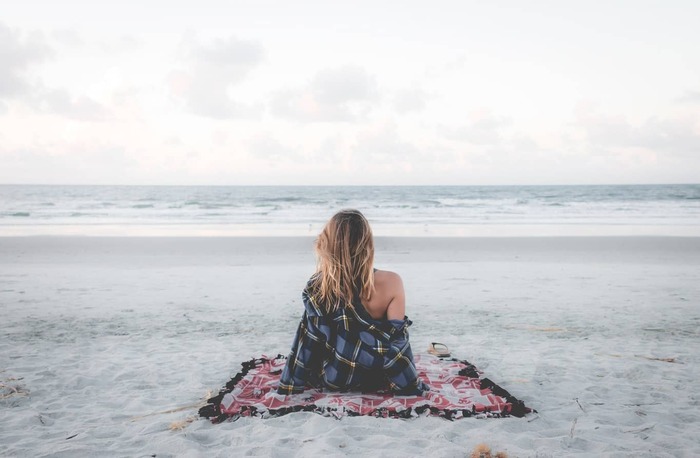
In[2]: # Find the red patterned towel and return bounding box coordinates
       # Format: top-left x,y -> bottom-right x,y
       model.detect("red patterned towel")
199,354 -> 534,422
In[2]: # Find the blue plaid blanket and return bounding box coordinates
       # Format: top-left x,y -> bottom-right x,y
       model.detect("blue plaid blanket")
277,281 -> 429,396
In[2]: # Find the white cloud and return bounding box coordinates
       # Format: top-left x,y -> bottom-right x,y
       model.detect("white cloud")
352,122 -> 422,163
32,87 -> 111,121
271,65 -> 378,122
50,29 -> 84,48
312,66 -> 378,105
440,110 -> 513,146
247,134 -> 299,162
575,107 -> 700,157
98,34 -> 142,54
0,143 -> 135,184
0,22 -> 112,121
676,90 -> 700,104
169,34 -> 264,119
312,135 -> 347,163
0,22 -> 52,98
392,88 -> 428,114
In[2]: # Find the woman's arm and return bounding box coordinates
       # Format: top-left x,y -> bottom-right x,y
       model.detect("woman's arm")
277,312 -> 325,395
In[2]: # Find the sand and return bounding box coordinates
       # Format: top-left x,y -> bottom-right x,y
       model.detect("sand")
1,236 -> 699,457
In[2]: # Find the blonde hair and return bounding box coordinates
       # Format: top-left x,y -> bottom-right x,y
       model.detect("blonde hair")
310,209 -> 375,312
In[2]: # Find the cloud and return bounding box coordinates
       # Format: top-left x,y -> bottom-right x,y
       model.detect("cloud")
576,108 -> 700,157
169,34 -> 264,119
676,90 -> 700,104
352,123 -> 422,163
271,65 -> 378,122
0,22 -> 52,98
0,143 -> 135,184
247,134 -> 299,162
50,29 -> 84,48
0,23 -> 111,121
51,29 -> 142,54
392,88 -> 428,114
99,34 -> 142,54
312,135 -> 347,163
33,88 -> 111,121
312,66 -> 378,105
440,110 -> 513,145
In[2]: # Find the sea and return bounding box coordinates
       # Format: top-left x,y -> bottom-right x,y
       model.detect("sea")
0,184 -> 699,236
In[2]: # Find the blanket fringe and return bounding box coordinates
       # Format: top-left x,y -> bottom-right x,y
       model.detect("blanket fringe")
199,355 -> 535,422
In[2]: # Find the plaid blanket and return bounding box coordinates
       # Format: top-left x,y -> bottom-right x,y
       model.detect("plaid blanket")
199,354 -> 534,422
277,283 -> 427,395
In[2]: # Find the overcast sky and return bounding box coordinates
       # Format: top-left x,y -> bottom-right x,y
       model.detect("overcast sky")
1,1 -> 699,185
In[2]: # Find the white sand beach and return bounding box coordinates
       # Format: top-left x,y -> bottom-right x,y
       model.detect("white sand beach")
1,236 -> 699,457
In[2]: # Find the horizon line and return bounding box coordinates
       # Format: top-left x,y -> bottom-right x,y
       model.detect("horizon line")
0,182 -> 698,187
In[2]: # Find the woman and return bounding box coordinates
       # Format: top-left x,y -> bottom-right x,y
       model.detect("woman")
277,209 -> 429,396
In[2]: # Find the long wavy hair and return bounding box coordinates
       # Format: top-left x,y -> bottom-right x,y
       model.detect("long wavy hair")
310,209 -> 375,312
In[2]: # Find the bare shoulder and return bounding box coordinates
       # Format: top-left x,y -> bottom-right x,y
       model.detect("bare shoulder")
373,269 -> 406,320
374,269 -> 404,291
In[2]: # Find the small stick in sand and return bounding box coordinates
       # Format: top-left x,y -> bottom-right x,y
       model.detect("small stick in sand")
0,383 -> 29,399
129,390 -> 211,429
623,424 -> 656,434
504,325 -> 566,332
129,402 -> 204,421
574,398 -> 585,413
570,417 -> 578,439
169,415 -> 198,431
597,353 -> 680,363
635,355 -> 679,363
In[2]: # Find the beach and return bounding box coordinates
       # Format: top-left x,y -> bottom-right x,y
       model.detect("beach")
4,0 -> 700,452
1,235 -> 699,457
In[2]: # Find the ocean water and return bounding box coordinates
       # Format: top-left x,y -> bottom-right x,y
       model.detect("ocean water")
0,184 -> 698,236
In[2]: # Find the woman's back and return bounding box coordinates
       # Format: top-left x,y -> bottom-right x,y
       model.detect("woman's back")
276,209 -> 428,396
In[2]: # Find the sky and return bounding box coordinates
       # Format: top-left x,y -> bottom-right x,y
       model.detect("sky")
1,0 -> 699,185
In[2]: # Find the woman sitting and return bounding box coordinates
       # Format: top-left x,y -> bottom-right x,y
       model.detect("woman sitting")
277,209 -> 429,396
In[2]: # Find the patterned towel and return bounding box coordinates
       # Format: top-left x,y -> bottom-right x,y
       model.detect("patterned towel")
199,354 -> 534,421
